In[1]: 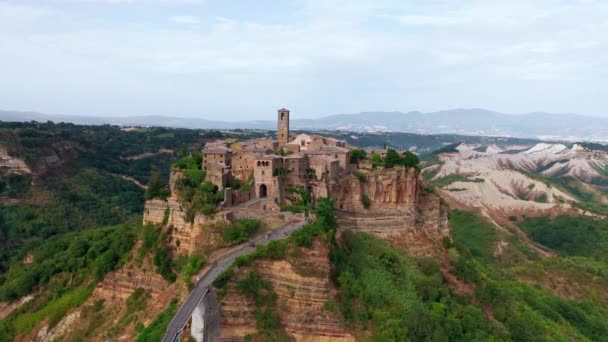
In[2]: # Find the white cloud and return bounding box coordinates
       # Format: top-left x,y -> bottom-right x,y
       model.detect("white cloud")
0,0 -> 607,118
396,14 -> 468,26
169,15 -> 200,25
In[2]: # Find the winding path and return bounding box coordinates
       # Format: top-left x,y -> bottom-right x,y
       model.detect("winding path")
162,218 -> 306,342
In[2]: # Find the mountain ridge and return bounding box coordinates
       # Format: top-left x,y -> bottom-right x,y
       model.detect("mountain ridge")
2,108 -> 608,142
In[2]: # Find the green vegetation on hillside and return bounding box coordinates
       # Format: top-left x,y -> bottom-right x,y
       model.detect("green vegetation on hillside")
280,187 -> 311,213
136,298 -> 178,342
237,271 -> 289,340
449,210 -> 608,341
519,172 -> 608,215
171,155 -> 225,221
0,169 -> 143,242
0,174 -> 31,198
220,219 -> 263,246
519,215 -> 608,262
431,174 -> 485,188
332,230 -> 501,341
137,224 -> 178,283
0,224 -> 136,340
0,223 -> 135,302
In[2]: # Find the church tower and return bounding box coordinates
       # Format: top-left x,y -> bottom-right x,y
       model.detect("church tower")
277,108 -> 290,146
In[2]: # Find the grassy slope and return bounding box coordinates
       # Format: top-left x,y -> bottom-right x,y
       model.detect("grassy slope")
449,210 -> 608,341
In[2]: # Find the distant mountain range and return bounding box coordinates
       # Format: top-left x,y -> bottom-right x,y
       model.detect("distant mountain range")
2,108 -> 607,142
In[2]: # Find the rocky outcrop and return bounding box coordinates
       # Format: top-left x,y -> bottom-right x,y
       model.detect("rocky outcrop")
219,239 -> 354,341
94,257 -> 171,302
331,167 -> 444,237
0,145 -> 30,174
334,167 -> 419,209
34,141 -> 89,176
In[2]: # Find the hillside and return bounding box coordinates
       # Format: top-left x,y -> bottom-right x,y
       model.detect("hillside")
0,122 -> 607,341
422,142 -> 608,221
0,122 -> 240,340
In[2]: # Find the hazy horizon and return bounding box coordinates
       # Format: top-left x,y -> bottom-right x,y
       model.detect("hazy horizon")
1,0 -> 607,120
2,107 -> 604,121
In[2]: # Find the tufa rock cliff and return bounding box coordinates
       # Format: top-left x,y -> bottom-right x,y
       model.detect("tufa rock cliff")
219,239 -> 354,341
332,167 -> 447,238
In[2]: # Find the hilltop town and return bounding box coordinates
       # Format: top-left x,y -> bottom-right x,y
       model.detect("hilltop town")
203,108 -> 352,208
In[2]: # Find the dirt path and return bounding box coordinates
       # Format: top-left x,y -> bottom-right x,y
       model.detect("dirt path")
121,149 -> 174,161
111,173 -> 148,189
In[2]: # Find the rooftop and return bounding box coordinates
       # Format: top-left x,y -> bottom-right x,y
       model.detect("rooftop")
204,144 -> 232,154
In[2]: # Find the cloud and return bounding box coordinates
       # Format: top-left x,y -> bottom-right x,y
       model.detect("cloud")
75,0 -> 204,4
0,0 -> 607,118
396,14 -> 468,26
169,15 -> 200,25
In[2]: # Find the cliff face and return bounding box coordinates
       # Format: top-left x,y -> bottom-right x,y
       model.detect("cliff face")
219,239 -> 355,341
331,167 -> 447,238
333,167 -> 419,210
0,145 -> 30,174
93,254 -> 174,302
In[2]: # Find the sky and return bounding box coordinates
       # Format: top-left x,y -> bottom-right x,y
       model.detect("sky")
0,0 -> 607,120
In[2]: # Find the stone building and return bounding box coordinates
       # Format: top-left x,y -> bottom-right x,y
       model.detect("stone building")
201,108 -> 354,206
277,108 -> 290,146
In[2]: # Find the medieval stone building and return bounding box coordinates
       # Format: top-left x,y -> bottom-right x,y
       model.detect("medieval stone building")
201,108 -> 351,208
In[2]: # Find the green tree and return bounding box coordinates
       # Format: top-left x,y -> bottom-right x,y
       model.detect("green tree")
349,149 -> 367,163
403,151 -> 420,167
145,171 -> 169,200
370,152 -> 384,167
384,149 -> 402,168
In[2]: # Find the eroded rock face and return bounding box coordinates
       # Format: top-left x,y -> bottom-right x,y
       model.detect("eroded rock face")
331,167 -> 447,237
334,167 -> 419,209
34,141 -> 89,177
219,239 -> 355,341
0,145 -> 30,174
94,257 -> 170,302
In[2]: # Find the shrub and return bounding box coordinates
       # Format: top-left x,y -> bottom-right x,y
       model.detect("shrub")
145,171 -> 170,200
162,207 -> 170,225
361,194 -> 371,209
136,298 -> 178,342
222,219 -> 263,246
353,170 -> 366,182
349,149 -> 366,163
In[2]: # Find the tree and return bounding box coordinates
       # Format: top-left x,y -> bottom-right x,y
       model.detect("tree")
370,152 -> 384,167
145,171 -> 169,200
350,149 -> 367,163
385,149 -> 402,168
403,151 -> 420,167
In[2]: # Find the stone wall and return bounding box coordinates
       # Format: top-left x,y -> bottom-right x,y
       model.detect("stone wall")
223,187 -> 256,207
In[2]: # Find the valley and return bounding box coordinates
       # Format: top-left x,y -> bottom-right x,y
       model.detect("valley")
0,119 -> 607,341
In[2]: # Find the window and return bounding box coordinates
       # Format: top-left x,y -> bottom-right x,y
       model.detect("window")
281,113 -> 285,119
262,170 -> 265,175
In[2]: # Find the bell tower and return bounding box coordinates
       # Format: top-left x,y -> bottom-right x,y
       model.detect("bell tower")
277,108 -> 290,146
